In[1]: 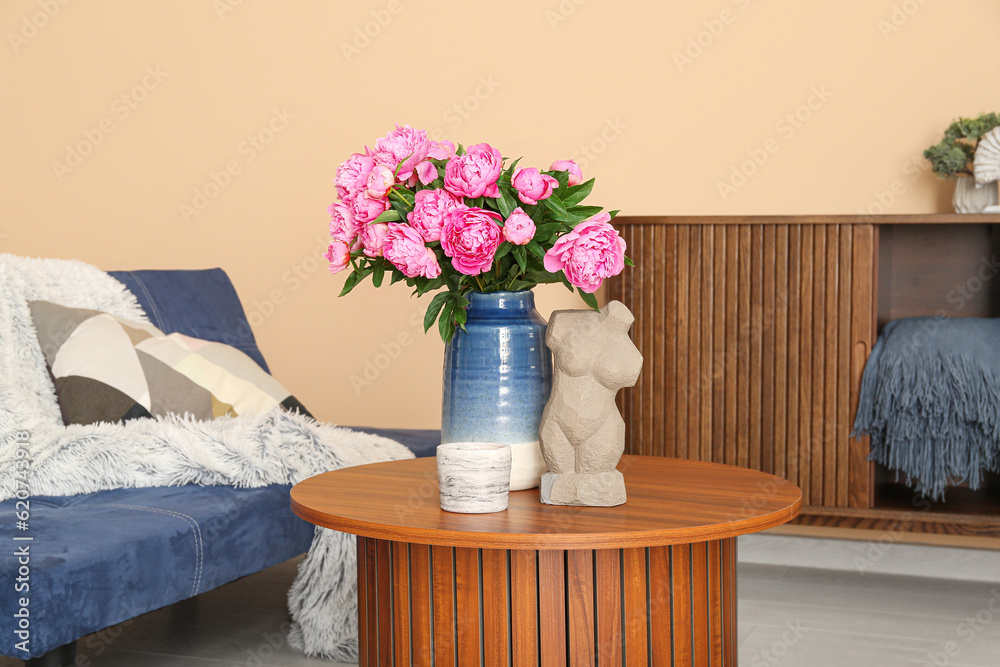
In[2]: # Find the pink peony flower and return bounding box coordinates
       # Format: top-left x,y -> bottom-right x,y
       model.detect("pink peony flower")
427,140 -> 456,160
324,240 -> 352,274
543,213 -> 626,293
366,165 -> 395,199
549,159 -> 583,186
351,191 -> 390,224
361,222 -> 390,258
328,201 -> 363,250
383,223 -> 442,279
407,188 -> 461,243
374,124 -> 432,182
503,208 -> 536,245
335,153 -> 376,203
444,143 -> 503,198
415,160 -> 439,186
440,206 -> 503,275
511,167 -> 559,205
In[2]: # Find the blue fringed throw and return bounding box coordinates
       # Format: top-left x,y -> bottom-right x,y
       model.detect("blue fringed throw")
853,316 -> 1000,501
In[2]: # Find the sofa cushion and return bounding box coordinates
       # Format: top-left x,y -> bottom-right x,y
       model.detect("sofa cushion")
29,300 -> 310,425
109,269 -> 270,372
0,484 -> 316,659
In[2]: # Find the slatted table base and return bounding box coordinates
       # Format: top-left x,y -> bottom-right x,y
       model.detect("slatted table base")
356,536 -> 737,666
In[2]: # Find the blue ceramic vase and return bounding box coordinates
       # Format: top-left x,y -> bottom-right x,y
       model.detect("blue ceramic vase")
441,291 -> 552,489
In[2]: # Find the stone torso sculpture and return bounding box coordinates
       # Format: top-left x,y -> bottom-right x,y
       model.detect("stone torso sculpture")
539,300 -> 643,506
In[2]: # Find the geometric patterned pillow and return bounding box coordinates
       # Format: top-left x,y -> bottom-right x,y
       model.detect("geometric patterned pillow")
28,300 -> 311,425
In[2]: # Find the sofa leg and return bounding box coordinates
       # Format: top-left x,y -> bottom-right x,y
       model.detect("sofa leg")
25,641 -> 77,667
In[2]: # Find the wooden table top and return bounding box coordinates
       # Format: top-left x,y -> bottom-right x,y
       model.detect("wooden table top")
291,455 -> 802,550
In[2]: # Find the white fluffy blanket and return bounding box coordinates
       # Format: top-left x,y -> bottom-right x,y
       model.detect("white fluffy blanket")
0,254 -> 412,661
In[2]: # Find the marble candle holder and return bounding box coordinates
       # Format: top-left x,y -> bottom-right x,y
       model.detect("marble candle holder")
436,442 -> 512,513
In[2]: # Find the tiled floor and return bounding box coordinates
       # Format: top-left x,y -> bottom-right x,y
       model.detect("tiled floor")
3,537 -> 999,666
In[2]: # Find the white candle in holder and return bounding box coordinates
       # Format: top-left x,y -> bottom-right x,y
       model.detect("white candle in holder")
436,442 -> 512,513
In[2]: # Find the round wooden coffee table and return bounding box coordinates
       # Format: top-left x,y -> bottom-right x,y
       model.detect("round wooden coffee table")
291,455 -> 801,666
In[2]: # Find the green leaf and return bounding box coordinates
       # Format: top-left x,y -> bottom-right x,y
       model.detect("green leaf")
567,205 -> 603,217
456,144 -> 465,156
498,188 -> 518,218
503,157 -> 522,179
423,291 -> 451,333
390,268 -> 406,284
561,178 -> 595,207
577,288 -> 600,311
454,306 -> 467,325
373,209 -> 402,223
338,270 -> 363,297
543,193 -> 570,220
512,245 -> 528,272
438,302 -> 456,342
559,272 -> 574,292
526,240 -> 546,260
371,263 -> 385,288
494,243 -> 512,261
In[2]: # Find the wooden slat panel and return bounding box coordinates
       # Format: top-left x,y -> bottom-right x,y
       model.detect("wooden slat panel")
652,225 -> 666,457
365,536 -> 380,665
671,544 -> 693,662
358,537 -> 371,665
692,542 -> 710,665
665,225 -> 678,459
724,539 -> 737,666
798,224 -> 814,500
712,225 -> 727,463
725,226 -> 739,467
376,539 -> 393,666
787,225 -> 802,489
638,226 -> 651,457
688,225 -> 703,462
707,540 -> 724,662
850,224 -> 875,508
774,225 -> 790,480
824,225 -> 840,506
431,546 -> 455,667
676,225 -> 690,460
622,547 -> 648,666
509,550 -> 537,666
595,549 -> 622,665
811,227 -> 827,506
648,546 -> 672,665
567,550 -> 595,666
392,542 -> 411,667
538,550 -> 567,666
750,224 -> 764,470
762,225 -> 776,475
409,544 -> 433,666
837,225 -> 853,507
737,225 -> 751,469
481,549 -> 508,667
454,547 -> 480,666
700,225 -> 714,462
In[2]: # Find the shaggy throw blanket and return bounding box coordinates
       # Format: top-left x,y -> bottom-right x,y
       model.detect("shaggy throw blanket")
852,316 -> 1000,501
0,254 -> 413,661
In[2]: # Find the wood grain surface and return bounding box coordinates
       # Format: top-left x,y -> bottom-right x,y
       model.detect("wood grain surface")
290,455 -> 802,550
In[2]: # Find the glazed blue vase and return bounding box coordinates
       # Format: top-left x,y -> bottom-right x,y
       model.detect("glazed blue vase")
441,291 -> 552,488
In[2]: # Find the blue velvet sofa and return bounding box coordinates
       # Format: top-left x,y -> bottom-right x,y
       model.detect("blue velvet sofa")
0,269 -> 439,666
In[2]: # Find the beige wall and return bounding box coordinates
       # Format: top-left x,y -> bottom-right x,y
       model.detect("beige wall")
3,0 -> 997,428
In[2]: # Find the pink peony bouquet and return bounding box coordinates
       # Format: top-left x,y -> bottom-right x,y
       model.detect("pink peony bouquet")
325,124 -> 632,341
